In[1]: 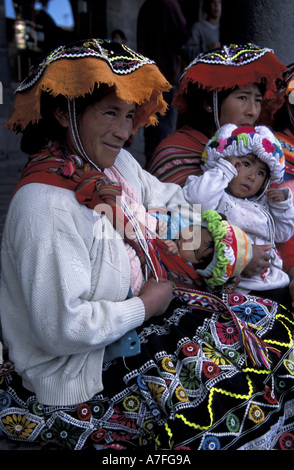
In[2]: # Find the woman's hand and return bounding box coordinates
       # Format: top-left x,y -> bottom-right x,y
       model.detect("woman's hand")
139,277 -> 174,320
242,244 -> 272,277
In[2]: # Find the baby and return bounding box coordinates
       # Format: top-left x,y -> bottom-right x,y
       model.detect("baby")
183,124 -> 294,297
153,208 -> 252,289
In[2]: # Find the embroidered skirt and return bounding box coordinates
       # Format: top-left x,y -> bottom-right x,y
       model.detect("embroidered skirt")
1,291 -> 294,451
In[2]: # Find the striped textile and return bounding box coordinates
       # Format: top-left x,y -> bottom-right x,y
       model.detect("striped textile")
147,125 -> 208,186
275,129 -> 294,178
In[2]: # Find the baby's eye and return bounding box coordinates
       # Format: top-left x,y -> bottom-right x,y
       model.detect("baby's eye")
242,160 -> 250,167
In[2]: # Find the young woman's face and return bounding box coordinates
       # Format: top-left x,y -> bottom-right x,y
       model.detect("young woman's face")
219,84 -> 263,128
65,91 -> 136,168
227,153 -> 268,199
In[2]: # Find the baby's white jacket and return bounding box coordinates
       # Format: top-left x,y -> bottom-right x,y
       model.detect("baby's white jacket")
183,159 -> 294,293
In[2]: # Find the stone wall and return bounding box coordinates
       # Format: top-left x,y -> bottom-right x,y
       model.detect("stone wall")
106,0 -> 145,51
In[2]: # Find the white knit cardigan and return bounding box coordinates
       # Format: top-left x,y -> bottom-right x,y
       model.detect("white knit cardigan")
0,149 -> 188,406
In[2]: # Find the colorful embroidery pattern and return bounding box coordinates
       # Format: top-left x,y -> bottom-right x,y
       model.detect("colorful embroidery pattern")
0,293 -> 294,450
17,38 -> 155,94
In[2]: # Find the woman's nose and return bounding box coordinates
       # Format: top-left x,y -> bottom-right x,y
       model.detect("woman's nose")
113,118 -> 132,141
245,100 -> 259,119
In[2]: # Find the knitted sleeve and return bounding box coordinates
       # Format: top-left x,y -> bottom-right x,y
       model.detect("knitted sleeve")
183,159 -> 237,210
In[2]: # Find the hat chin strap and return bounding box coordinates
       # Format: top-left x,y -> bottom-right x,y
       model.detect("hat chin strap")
213,90 -> 220,130
67,98 -> 102,171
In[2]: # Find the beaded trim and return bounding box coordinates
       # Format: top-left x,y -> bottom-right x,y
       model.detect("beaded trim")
181,43 -> 274,79
16,38 -> 155,94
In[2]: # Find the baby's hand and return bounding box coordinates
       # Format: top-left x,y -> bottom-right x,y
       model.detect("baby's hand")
266,188 -> 286,202
156,219 -> 168,238
162,239 -> 179,255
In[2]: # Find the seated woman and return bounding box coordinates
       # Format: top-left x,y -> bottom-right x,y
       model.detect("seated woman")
0,39 -> 294,451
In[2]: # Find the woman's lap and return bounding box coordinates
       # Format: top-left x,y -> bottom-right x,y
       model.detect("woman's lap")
1,291 -> 294,450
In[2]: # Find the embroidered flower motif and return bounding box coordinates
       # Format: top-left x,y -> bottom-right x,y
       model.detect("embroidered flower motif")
40,427 -> 56,443
226,413 -> 240,432
201,331 -> 214,345
71,258 -> 84,272
284,359 -> 294,375
0,391 -> 11,410
31,401 -> 44,416
90,401 -> 105,419
44,417 -> 85,449
137,374 -> 148,391
182,343 -> 199,357
77,403 -> 92,421
123,395 -> 140,412
279,432 -> 294,450
202,436 -> 221,450
149,402 -> 162,420
228,293 -> 245,305
248,404 -> 265,423
203,362 -> 220,378
175,385 -> 189,402
1,413 -> 37,440
216,322 -> 239,345
142,419 -> 156,434
224,348 -> 241,364
203,344 -> 227,365
147,382 -> 166,405
109,406 -> 137,429
91,428 -> 107,443
275,377 -> 287,393
180,362 -> 200,390
162,356 -> 176,373
264,386 -> 277,405
231,303 -> 266,324
254,297 -> 273,306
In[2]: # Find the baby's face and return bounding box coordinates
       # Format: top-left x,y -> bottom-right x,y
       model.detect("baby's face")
227,153 -> 268,199
177,227 -> 214,266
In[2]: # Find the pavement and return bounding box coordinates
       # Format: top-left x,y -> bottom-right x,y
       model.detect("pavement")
0,129 -> 146,451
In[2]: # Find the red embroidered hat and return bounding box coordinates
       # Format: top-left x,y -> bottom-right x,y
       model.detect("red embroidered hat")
174,43 -> 286,113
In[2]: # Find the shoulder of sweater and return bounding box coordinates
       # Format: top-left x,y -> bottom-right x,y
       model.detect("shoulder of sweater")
11,182 -> 81,213
10,182 -> 93,229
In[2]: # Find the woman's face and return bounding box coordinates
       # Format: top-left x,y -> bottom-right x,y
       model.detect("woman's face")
65,91 -> 136,168
219,84 -> 263,128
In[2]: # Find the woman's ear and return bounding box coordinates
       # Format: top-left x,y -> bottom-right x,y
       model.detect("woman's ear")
54,106 -> 70,128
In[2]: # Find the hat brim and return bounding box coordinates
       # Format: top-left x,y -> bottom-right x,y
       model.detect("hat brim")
6,58 -> 171,133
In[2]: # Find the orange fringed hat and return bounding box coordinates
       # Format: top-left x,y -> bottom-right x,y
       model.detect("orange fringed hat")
6,38 -> 171,133
173,43 -> 286,113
